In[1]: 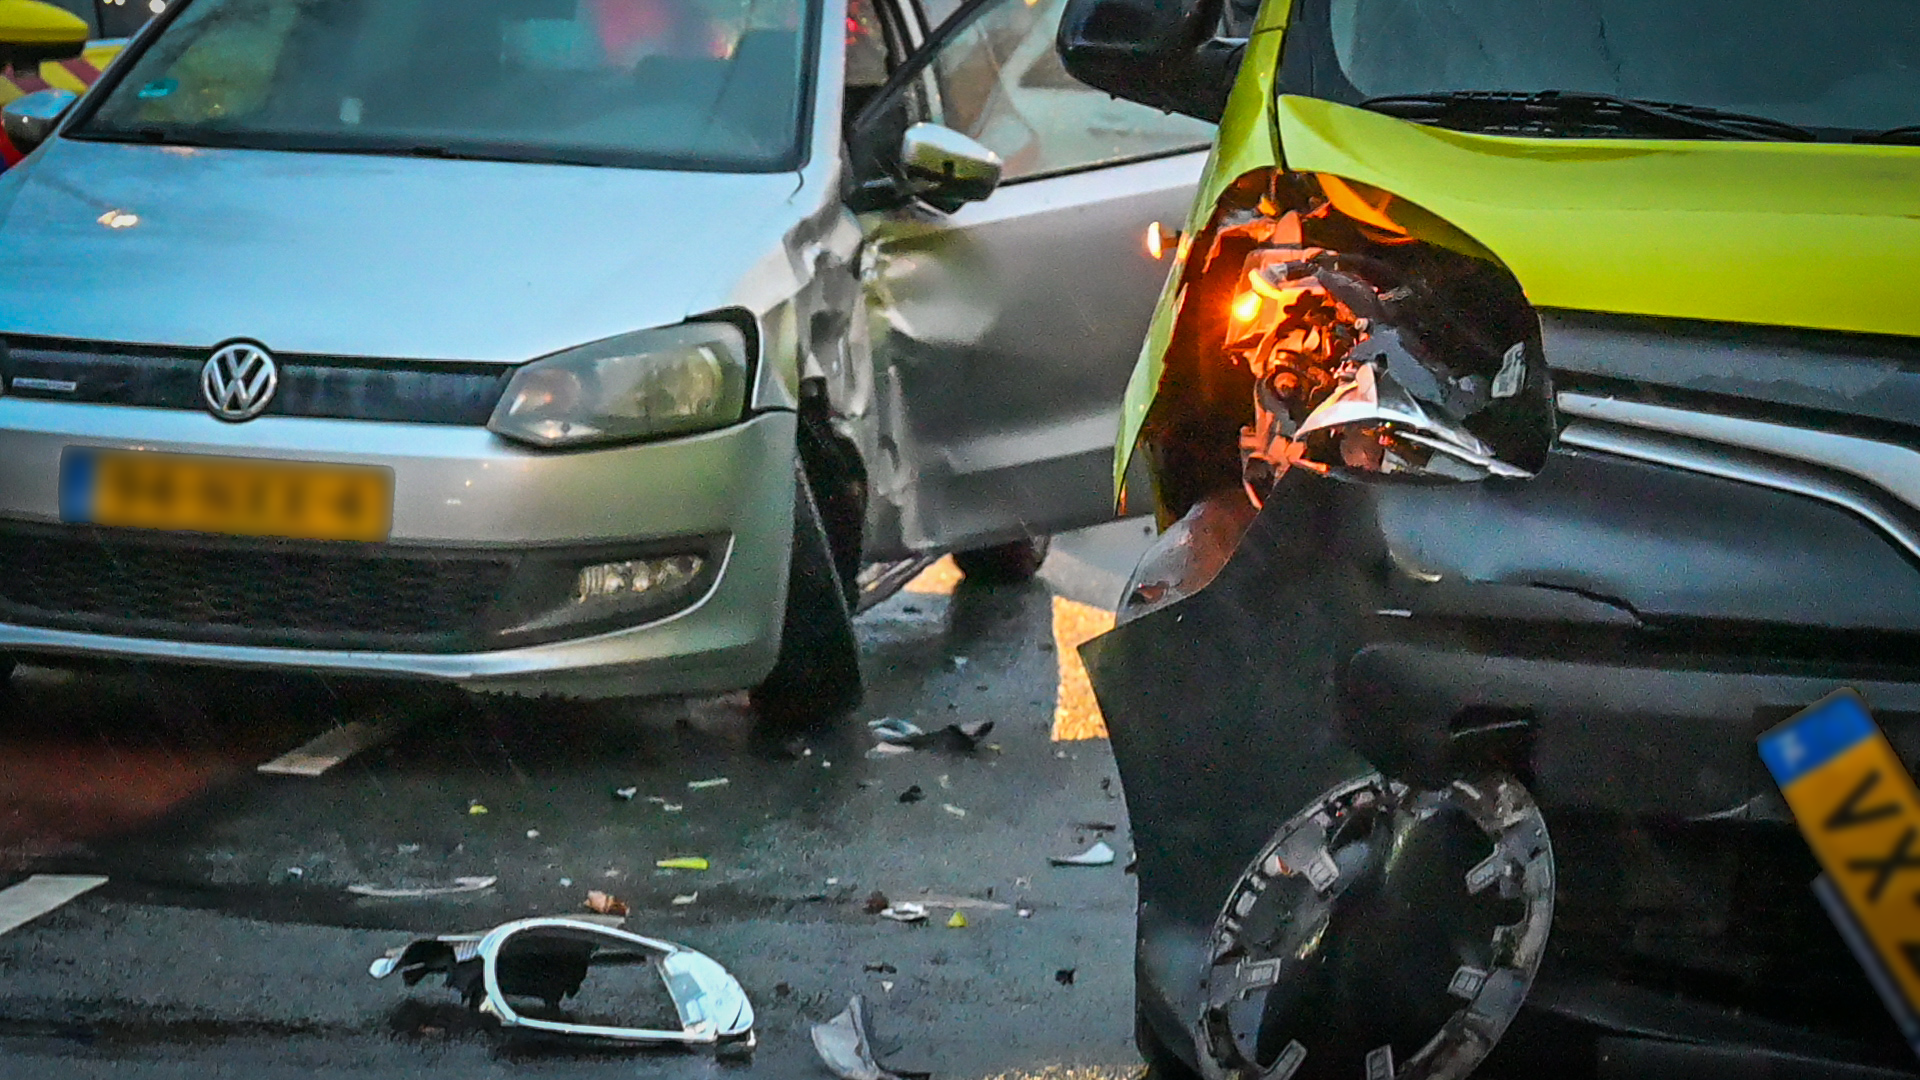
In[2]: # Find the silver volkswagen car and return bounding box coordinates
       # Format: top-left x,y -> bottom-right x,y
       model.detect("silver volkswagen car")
0,0 -> 1210,726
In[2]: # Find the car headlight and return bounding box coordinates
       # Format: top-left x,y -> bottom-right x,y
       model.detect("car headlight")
489,322 -> 750,448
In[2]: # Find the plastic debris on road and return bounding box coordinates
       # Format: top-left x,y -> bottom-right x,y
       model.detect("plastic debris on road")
878,902 -> 928,923
870,717 -> 995,754
812,995 -> 924,1080
656,857 -> 710,871
348,876 -> 497,899
946,910 -> 968,929
1056,968 -> 1075,985
672,892 -> 699,906
942,804 -> 967,818
687,777 -> 730,790
1051,841 -> 1117,867
369,917 -> 755,1054
898,785 -> 925,804
613,787 -> 638,801
467,802 -> 488,816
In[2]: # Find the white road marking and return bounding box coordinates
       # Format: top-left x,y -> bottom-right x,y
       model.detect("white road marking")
257,716 -> 407,777
0,875 -> 108,937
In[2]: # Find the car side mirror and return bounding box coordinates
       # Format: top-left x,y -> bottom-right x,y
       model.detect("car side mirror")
1057,0 -> 1241,123
3,88 -> 78,156
897,122 -> 1002,214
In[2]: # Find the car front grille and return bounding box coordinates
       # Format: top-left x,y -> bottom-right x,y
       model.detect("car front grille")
0,336 -> 511,425
0,527 -> 517,652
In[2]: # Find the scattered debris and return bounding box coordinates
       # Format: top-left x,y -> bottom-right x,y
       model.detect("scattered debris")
672,893 -> 699,906
397,843 -> 423,854
938,774 -> 953,790
878,902 -> 928,923
775,983 -> 793,998
827,878 -> 841,886
257,716 -> 409,777
1075,821 -> 1119,833
898,786 -> 925,804
864,962 -> 897,974
369,917 -> 754,1052
287,867 -> 305,879
864,891 -> 892,915
585,890 -> 629,916
811,996 -> 897,1080
870,718 -> 996,754
941,804 -> 967,818
526,830 -> 540,840
467,803 -> 488,816
946,910 -> 968,929
882,980 -> 895,993
613,787 -> 639,801
1100,777 -> 1116,797
1055,968 -> 1076,986
868,743 -> 915,759
349,877 -> 497,899
951,656 -> 970,671
657,857 -> 710,871
1017,906 -> 1034,918
1051,841 -> 1117,867
688,778 -> 730,791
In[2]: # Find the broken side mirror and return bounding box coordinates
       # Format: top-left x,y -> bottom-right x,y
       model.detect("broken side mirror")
896,122 -> 1001,214
369,917 -> 756,1055
3,88 -> 78,156
1057,0 -> 1240,123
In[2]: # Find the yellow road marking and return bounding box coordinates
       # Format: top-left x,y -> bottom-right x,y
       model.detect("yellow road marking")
1050,596 -> 1114,741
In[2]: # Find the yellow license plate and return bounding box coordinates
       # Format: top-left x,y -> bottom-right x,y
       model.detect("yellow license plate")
1762,691 -> 1920,1034
60,448 -> 394,542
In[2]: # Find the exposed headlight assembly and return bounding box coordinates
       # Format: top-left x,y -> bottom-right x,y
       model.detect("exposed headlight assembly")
1223,213 -> 1554,496
489,322 -> 749,448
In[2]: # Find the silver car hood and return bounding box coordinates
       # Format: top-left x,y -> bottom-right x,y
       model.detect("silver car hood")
0,139 -> 804,362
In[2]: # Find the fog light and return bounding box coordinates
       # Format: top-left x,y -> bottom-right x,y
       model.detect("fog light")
575,556 -> 704,604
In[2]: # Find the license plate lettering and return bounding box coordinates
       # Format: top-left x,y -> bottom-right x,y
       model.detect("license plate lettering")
62,449 -> 393,543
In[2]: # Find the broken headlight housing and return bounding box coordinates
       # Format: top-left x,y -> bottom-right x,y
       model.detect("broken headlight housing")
490,322 -> 750,449
1217,203 -> 1553,498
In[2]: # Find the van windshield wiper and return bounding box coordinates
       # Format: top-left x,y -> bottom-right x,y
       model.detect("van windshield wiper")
1359,91 -> 1818,142
1857,125 -> 1920,145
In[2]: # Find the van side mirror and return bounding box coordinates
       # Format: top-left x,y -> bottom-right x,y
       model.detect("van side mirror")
2,88 -> 78,155
896,123 -> 1002,213
1056,0 -> 1242,123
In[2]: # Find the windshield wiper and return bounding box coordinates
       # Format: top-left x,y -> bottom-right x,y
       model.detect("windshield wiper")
1360,91 -> 1818,142
1858,125 -> 1920,145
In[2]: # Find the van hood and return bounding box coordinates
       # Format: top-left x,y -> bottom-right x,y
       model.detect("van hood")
0,139 -> 803,361
1277,95 -> 1920,339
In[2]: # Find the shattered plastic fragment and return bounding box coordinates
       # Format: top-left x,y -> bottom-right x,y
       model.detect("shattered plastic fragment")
946,910 -> 968,929
899,786 -> 925,804
1050,841 -> 1116,867
687,778 -> 730,790
613,787 -> 638,801
656,857 -> 710,871
941,804 -> 968,818
879,902 -> 928,923
811,996 -> 900,1080
467,803 -> 488,816
348,876 -> 497,899
1055,968 -> 1075,986
672,893 -> 699,906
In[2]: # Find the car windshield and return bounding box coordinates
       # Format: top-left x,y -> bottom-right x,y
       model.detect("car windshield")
1314,0 -> 1920,138
70,0 -> 814,171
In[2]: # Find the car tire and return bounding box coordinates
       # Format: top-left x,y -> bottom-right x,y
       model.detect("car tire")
952,535 -> 1051,584
1137,1007 -> 1201,1080
751,466 -> 863,735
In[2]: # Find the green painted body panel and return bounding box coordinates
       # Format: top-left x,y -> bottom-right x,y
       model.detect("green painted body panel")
1113,6 -> 1920,498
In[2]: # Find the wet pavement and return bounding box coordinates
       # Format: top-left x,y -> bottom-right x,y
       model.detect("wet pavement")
0,521 -> 1158,1079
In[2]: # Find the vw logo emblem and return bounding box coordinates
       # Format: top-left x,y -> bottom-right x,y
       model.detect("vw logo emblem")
201,342 -> 279,421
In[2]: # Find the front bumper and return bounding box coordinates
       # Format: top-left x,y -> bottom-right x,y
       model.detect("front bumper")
0,400 -> 798,697
1088,443 -> 1920,1072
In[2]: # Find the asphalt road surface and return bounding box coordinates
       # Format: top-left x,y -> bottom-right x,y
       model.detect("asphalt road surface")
0,520 -> 1160,1080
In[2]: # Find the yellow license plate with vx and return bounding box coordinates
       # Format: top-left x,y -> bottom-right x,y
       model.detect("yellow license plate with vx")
1762,690 -> 1920,1055
59,448 -> 394,542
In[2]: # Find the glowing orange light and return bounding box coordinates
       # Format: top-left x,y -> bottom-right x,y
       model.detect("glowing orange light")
1232,290 -> 1263,324
1145,223 -> 1164,259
